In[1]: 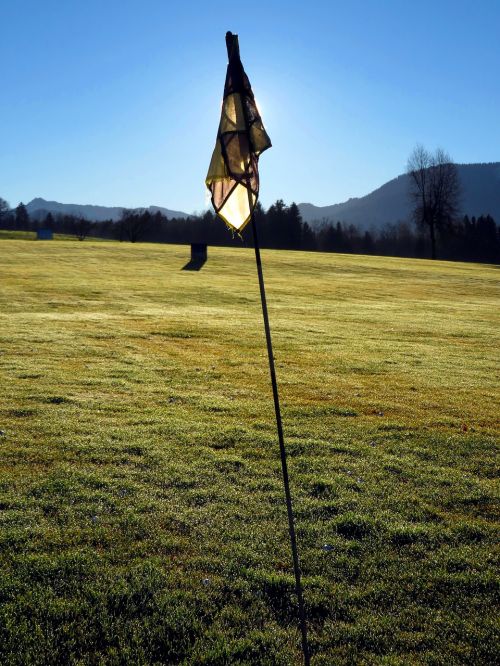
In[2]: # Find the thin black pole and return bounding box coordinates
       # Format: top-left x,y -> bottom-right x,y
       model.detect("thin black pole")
223,30 -> 309,665
250,214 -> 311,666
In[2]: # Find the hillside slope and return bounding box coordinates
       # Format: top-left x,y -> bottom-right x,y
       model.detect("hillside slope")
299,162 -> 500,229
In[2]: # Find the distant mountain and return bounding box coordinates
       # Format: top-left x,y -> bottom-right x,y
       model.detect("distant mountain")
299,163 -> 500,230
26,198 -> 190,222
23,162 -> 499,228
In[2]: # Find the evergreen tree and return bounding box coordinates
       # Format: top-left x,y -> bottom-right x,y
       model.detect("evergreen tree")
15,202 -> 30,230
301,222 -> 316,251
265,199 -> 286,248
287,202 -> 303,250
0,197 -> 9,225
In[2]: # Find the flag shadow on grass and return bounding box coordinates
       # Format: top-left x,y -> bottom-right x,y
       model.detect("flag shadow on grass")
182,257 -> 207,271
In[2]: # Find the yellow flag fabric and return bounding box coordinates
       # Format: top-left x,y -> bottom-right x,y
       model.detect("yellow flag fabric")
206,33 -> 271,232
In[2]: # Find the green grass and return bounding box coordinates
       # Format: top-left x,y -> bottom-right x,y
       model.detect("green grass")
0,240 -> 498,665
0,230 -> 109,241
0,230 -> 38,240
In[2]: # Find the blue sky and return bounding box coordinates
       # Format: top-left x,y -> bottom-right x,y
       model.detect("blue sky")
1,0 -> 499,213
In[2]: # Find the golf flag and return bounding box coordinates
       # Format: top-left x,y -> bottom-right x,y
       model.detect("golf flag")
206,32 -> 271,232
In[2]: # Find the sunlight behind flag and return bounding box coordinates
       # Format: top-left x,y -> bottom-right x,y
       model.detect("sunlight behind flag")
205,34 -> 271,232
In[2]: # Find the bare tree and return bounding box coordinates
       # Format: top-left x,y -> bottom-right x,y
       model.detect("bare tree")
119,209 -> 152,243
407,145 -> 461,259
72,216 -> 93,241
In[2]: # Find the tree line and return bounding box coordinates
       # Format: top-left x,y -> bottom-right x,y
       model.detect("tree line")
1,149 -> 499,265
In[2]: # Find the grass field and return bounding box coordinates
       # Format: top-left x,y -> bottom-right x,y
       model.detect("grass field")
0,239 -> 498,665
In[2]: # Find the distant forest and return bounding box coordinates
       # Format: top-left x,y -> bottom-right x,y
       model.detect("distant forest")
1,198 -> 498,264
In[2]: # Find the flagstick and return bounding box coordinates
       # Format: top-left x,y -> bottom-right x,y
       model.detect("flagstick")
222,30 -> 310,665
250,213 -> 311,666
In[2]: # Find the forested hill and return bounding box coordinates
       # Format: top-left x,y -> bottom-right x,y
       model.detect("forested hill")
299,162 -> 500,229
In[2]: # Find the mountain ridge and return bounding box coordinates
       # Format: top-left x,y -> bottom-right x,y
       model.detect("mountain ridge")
26,198 -> 190,222
24,162 -> 499,228
298,162 -> 500,229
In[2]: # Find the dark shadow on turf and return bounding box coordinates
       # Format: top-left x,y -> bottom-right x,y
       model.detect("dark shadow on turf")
182,258 -> 207,271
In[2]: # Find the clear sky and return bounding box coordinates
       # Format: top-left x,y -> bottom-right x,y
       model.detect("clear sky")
1,0 -> 499,214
